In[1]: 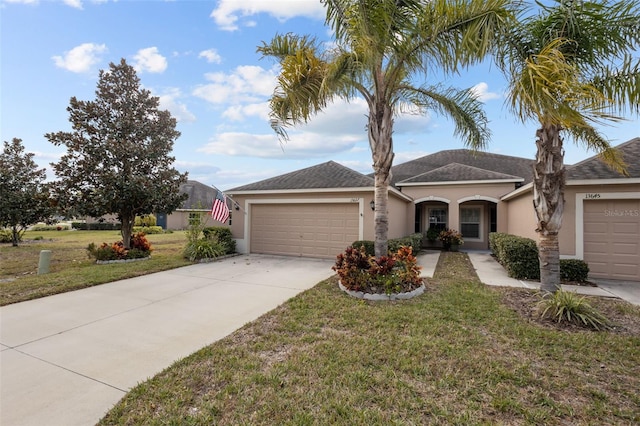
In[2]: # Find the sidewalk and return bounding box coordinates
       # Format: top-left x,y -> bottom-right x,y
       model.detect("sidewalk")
419,250 -> 634,304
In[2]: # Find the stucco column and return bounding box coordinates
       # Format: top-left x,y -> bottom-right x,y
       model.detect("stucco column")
449,201 -> 459,232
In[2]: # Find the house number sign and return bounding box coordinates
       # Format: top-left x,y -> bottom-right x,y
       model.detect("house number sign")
351,198 -> 360,202
585,193 -> 601,199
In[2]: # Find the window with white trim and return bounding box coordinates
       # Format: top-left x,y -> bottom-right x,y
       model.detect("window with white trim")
460,207 -> 481,239
428,208 -> 447,231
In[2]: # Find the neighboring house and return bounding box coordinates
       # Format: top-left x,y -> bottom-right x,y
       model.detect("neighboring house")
226,138 -> 639,281
159,180 -> 218,230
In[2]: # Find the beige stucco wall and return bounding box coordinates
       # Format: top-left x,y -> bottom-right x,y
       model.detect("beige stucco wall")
165,210 -> 221,230
504,190 -> 538,242
504,182 -> 640,257
400,182 -> 518,250
227,189 -> 412,253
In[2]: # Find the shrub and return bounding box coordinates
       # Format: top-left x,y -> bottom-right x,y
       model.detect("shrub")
425,227 -> 440,242
491,233 -> 591,283
351,240 -> 375,256
490,233 -> 540,280
72,222 -> 121,231
333,245 -> 422,294
438,229 -> 463,250
134,214 -> 157,227
538,290 -> 611,330
86,232 -> 153,261
389,233 -> 422,254
202,227 -> 236,254
352,233 -> 422,257
132,226 -> 163,234
183,239 -> 226,262
31,223 -> 70,231
560,259 -> 590,282
0,229 -> 16,243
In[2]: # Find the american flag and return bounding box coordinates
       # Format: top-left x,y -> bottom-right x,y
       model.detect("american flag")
211,190 -> 230,223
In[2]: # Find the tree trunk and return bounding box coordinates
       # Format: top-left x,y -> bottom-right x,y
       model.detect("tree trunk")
120,213 -> 135,249
532,124 -> 565,293
11,224 -> 19,247
368,99 -> 394,258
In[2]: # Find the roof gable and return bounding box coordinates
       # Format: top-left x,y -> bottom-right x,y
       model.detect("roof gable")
567,137 -> 640,180
227,161 -> 374,192
180,180 -> 217,210
388,149 -> 535,185
397,162 -> 523,185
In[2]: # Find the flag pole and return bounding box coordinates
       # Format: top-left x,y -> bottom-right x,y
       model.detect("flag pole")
210,184 -> 245,214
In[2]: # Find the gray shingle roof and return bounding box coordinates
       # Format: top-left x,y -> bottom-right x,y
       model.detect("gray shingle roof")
398,162 -> 523,184
567,137 -> 640,180
179,180 -> 217,209
387,149 -> 536,185
227,161 -> 374,191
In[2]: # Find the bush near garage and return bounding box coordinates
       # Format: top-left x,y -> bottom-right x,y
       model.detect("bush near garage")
352,233 -> 423,257
490,233 -> 590,282
202,226 -> 236,255
72,222 -> 121,231
559,259 -> 590,283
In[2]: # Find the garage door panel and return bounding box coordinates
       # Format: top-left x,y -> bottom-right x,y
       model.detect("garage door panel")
251,203 -> 360,259
583,199 -> 639,281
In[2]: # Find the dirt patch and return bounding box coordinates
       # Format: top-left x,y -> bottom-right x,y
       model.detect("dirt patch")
497,287 -> 640,336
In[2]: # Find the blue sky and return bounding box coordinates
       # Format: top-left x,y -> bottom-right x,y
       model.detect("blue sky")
1,0 -> 638,191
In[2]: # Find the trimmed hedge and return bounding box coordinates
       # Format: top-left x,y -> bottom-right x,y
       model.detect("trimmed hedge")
132,226 -> 164,234
72,222 -> 121,231
560,259 -> 590,282
352,233 -> 423,257
202,226 -> 236,254
489,232 -> 590,282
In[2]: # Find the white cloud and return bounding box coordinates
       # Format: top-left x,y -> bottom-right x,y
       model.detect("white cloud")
197,131 -> 360,159
193,65 -> 277,104
393,150 -> 431,165
52,43 -> 107,73
198,49 -> 222,64
222,103 -> 270,122
63,0 -> 83,9
156,88 -> 196,123
132,47 -> 167,73
471,82 -> 502,102
210,0 -> 325,31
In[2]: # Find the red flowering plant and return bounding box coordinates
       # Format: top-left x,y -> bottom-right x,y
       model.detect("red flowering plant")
333,245 -> 423,295
87,232 -> 153,261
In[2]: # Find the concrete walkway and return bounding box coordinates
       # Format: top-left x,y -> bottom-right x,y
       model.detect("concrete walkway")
0,254 -> 334,426
418,250 -> 640,306
466,251 -> 640,305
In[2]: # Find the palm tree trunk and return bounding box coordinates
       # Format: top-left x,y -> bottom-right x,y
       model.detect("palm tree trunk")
368,101 -> 394,258
533,124 -> 565,293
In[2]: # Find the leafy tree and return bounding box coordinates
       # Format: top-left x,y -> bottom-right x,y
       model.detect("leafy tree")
0,138 -> 52,246
46,59 -> 188,249
497,0 -> 640,292
259,0 -> 515,257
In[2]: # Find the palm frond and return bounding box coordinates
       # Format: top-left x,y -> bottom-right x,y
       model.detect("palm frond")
566,126 -> 629,176
400,84 -> 490,150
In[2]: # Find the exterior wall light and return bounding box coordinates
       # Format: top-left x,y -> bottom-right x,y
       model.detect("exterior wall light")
370,201 -> 375,211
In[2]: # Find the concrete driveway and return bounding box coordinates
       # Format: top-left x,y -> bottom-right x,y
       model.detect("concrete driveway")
0,254 -> 334,426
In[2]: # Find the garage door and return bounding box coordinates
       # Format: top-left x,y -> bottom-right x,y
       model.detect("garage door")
583,199 -> 640,281
250,203 -> 360,259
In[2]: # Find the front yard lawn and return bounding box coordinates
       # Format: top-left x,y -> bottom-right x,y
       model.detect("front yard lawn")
100,252 -> 640,425
0,230 -> 190,306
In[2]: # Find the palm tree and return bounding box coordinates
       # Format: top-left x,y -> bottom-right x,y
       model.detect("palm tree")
258,0 -> 515,257
497,0 -> 640,292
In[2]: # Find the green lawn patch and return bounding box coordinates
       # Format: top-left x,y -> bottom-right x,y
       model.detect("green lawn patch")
99,252 -> 640,425
0,230 -> 190,305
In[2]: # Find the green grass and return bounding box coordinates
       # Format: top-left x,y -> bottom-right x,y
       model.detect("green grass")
99,252 -> 640,425
0,230 -> 191,305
